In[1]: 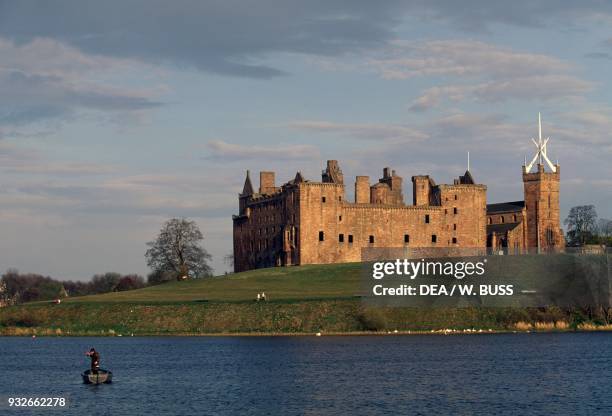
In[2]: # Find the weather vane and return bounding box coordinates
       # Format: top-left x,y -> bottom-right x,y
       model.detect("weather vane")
525,112 -> 556,173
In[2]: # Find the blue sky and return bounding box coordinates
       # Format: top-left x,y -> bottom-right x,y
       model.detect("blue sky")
0,1 -> 611,279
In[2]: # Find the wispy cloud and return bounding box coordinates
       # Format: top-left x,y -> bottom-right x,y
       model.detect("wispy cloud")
0,37 -> 163,138
0,2 -> 407,79
369,40 -> 571,80
584,52 -> 612,60
205,140 -> 320,161
410,75 -> 591,111
360,40 -> 593,111
286,120 -> 428,143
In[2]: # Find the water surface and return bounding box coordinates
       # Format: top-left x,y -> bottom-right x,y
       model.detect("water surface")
1,333 -> 611,415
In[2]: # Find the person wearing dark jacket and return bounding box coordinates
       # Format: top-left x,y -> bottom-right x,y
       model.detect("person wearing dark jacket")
85,348 -> 100,373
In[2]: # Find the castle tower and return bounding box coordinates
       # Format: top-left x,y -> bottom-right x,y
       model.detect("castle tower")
355,176 -> 370,203
379,168 -> 403,205
412,175 -> 432,206
522,114 -> 563,252
322,160 -> 344,184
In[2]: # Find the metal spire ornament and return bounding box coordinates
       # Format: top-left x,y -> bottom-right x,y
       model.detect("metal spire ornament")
525,112 -> 557,173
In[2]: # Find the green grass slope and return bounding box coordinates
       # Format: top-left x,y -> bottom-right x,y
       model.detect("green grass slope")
64,263 -> 362,304
1,258 -> 607,335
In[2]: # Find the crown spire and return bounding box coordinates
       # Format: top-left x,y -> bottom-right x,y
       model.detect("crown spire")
525,112 -> 556,173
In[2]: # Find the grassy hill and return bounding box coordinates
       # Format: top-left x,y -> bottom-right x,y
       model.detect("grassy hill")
64,262 -> 363,304
0,261 -> 606,335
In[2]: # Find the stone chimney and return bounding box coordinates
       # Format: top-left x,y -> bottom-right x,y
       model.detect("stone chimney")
259,171 -> 276,195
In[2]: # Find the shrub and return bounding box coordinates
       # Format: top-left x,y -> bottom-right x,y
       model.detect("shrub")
1,313 -> 42,327
356,308 -> 387,331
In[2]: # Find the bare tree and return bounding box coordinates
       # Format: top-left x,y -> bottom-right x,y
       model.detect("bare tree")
597,218 -> 612,238
145,218 -> 213,280
0,279 -> 16,307
565,205 -> 598,246
115,274 -> 146,291
90,272 -> 121,293
223,253 -> 234,271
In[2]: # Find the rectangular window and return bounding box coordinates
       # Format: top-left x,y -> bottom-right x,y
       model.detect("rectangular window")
339,233 -> 344,243
339,196 -> 342,201
404,234 -> 410,244
453,224 -> 457,230
453,207 -> 458,215
431,234 -> 437,243
339,215 -> 342,222
348,235 -> 353,243
319,231 -> 324,241
425,214 -> 430,224
369,235 -> 375,244
452,237 -> 457,244
454,194 -> 458,200
322,196 -> 326,203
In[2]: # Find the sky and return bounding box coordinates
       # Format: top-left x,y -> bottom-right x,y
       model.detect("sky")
0,1 -> 611,279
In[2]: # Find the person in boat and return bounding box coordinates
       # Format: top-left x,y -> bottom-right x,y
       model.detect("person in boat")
85,348 -> 100,374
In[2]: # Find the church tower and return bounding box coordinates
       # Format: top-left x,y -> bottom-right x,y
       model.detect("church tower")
522,113 -> 564,252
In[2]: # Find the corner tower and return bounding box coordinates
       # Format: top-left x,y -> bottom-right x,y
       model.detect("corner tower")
522,113 -> 563,251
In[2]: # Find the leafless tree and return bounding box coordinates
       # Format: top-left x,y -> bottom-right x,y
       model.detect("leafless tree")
564,205 -> 598,246
223,253 -> 234,271
145,218 -> 213,280
597,218 -> 612,238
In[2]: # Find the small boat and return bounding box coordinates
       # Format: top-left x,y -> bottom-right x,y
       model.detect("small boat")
82,369 -> 113,384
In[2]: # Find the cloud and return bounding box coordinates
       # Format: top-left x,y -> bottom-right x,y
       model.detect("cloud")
1,70 -> 161,123
1,1 -> 611,80
403,1 -> 612,32
370,40 -> 571,80
2,174 -> 236,220
2,162 -> 115,176
0,37 -> 163,137
0,1 -> 408,79
410,75 -> 592,111
361,40 -> 594,111
282,113 -> 535,157
286,120 -> 428,143
584,52 -> 612,60
206,140 -> 320,160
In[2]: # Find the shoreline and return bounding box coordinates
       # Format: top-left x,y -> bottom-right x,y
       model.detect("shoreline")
3,298 -> 612,337
3,327 -> 612,337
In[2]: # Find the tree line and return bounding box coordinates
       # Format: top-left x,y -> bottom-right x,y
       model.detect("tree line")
1,217 -> 215,306
0,271 -> 146,306
564,205 -> 612,246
